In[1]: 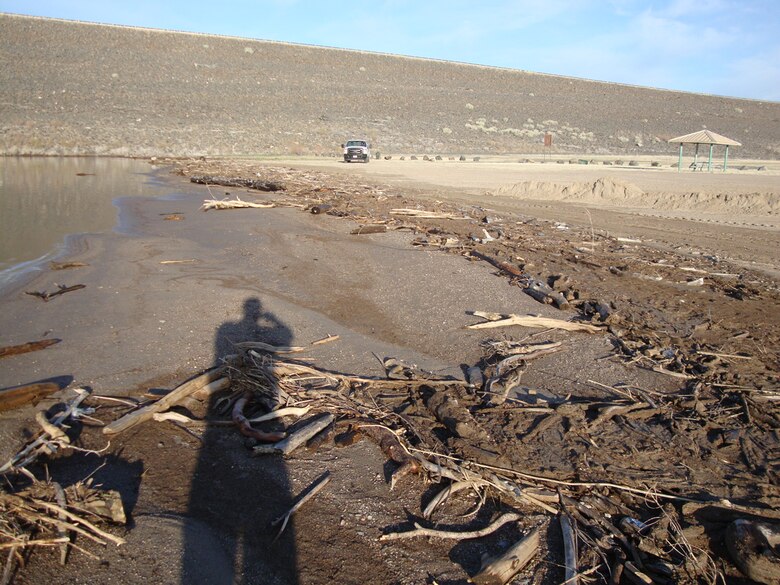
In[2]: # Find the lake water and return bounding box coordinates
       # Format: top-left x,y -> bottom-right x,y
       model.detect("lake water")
0,157 -> 170,289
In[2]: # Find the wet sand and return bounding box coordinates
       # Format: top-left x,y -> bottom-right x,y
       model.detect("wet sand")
2,166 -> 626,454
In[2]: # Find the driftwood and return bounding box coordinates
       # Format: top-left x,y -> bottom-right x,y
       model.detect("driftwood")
0,487 -> 125,548
25,284 -> 85,302
200,198 -> 275,211
0,383 -> 60,413
520,277 -> 569,309
1,389 -> 91,475
351,422 -> 422,489
561,513 -> 579,585
351,224 -> 388,235
252,413 -> 334,456
0,339 -> 61,359
390,208 -> 467,220
253,354 -> 469,390
191,376 -> 231,401
271,471 -> 331,540
467,311 -> 603,333
423,386 -> 491,442
309,203 -> 332,214
471,526 -> 540,585
190,175 -> 284,191
103,369 -> 228,435
470,251 -> 524,278
379,512 -> 520,541
49,261 -> 87,270
151,406 -> 311,427
231,392 -> 287,443
52,482 -> 69,565
423,481 -> 472,519
469,252 -> 568,308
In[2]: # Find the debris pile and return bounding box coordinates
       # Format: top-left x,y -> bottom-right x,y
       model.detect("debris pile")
2,160 -> 778,583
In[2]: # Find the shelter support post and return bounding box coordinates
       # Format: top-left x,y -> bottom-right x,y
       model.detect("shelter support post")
694,143 -> 699,168
724,145 -> 729,171
678,144 -> 683,172
708,144 -> 714,172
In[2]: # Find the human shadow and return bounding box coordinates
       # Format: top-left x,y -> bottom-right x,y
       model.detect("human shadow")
183,296 -> 299,585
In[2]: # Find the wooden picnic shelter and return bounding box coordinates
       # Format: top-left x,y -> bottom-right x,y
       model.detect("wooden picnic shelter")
668,129 -> 741,172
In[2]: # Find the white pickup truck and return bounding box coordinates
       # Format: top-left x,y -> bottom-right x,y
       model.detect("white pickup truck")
341,139 -> 371,163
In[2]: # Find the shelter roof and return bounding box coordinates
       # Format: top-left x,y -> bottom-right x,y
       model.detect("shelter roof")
667,129 -> 741,146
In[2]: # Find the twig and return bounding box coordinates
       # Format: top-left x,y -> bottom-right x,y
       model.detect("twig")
271,472 -> 331,540
697,351 -> 752,360
379,512 -> 520,541
1,547 -> 16,585
53,482 -> 70,565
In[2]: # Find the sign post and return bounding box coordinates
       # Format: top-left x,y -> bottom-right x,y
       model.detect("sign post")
543,133 -> 552,160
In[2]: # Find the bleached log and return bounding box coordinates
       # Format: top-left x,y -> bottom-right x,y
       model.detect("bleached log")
252,413 -> 334,456
468,312 -> 603,333
103,369 -> 227,435
153,407 -> 311,427
380,512 -> 520,541
470,526 -> 540,585
249,406 -> 311,423
390,208 -> 467,219
200,198 -> 275,211
191,376 -> 231,400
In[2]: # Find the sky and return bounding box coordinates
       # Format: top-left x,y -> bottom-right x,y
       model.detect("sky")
2,0 -> 779,101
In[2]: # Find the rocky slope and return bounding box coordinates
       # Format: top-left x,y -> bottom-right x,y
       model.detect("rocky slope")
1,13 -> 779,158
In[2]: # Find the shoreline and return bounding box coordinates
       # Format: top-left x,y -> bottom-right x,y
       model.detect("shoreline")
2,158 -> 779,584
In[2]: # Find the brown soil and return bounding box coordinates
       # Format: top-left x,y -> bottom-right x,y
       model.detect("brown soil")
2,159 -> 778,585
2,13 -> 780,158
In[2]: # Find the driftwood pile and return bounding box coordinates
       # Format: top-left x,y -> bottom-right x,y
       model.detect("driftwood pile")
0,389 -> 127,582
82,320 -> 777,584
162,164 -> 779,582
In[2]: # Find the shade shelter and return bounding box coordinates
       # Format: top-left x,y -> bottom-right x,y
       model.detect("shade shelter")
668,130 -> 741,172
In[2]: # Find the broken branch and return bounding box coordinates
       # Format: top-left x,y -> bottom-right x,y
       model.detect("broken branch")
379,512 -> 520,541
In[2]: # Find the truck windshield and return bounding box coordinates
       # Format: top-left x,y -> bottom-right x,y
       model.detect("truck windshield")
346,141 -> 366,147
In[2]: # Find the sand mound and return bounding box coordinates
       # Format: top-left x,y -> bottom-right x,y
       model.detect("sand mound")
491,177 -> 780,215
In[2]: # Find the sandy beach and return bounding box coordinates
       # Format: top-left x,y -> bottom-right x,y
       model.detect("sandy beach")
1,157 -> 778,584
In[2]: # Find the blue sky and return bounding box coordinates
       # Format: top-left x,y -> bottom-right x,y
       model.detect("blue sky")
2,0 -> 778,101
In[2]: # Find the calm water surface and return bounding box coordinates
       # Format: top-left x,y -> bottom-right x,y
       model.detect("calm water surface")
0,157 -> 171,288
